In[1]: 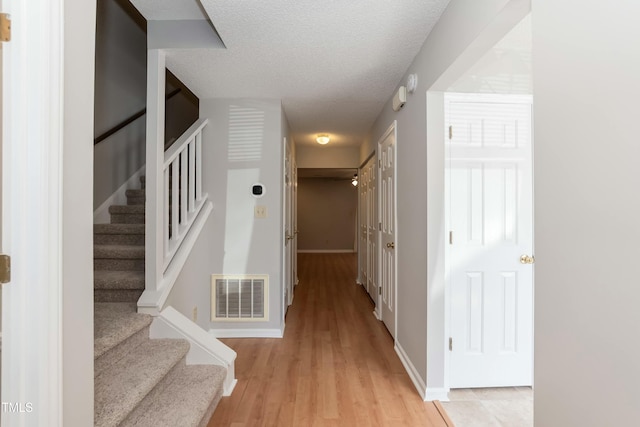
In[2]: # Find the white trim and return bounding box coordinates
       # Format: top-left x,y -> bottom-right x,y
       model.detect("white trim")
145,49 -> 166,293
395,342 -> 427,400
138,201 -> 213,314
424,387 -> 449,402
297,249 -> 356,253
93,165 -> 146,223
425,388 -> 450,402
372,310 -> 381,320
209,325 -> 285,339
150,307 -> 237,396
2,0 -> 65,424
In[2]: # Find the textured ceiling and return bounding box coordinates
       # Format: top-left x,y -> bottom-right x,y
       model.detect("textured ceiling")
130,0 -> 451,147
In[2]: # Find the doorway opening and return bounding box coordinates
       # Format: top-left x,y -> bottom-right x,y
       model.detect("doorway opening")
440,13 -> 533,427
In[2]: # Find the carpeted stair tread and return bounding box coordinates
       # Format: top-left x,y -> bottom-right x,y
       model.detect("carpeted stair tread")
94,338 -> 190,427
109,204 -> 145,214
94,303 -> 152,359
120,364 -> 226,427
94,244 -> 145,259
94,223 -> 145,235
94,270 -> 145,291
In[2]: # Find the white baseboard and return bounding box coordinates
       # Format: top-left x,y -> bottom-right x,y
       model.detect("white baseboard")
425,387 -> 450,402
395,342 -> 427,400
94,165 -> 146,224
209,325 -> 285,339
297,249 -> 356,253
372,309 -> 381,320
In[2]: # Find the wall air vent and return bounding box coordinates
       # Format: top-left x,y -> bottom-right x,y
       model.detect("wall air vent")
211,275 -> 268,321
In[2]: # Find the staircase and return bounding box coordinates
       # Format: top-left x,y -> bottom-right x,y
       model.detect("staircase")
93,177 -> 226,426
94,176 -> 146,303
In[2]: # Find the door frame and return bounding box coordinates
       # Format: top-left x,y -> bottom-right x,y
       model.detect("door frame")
2,0 -> 65,422
422,4 -> 531,401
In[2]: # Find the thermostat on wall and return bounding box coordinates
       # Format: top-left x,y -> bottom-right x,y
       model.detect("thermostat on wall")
252,183 -> 265,197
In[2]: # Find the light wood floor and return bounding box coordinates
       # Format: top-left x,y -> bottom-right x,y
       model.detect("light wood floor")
207,253 -> 452,427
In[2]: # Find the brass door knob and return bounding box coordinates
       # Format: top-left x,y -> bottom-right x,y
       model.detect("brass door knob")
386,242 -> 395,249
520,254 -> 535,264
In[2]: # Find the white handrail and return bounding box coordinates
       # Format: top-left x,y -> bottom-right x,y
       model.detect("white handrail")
162,118 -> 209,270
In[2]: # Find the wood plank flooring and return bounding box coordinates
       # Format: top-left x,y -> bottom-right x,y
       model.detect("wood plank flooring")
207,253 -> 451,427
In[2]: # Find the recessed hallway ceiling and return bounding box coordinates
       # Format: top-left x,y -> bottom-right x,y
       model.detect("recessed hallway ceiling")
129,0 -> 451,147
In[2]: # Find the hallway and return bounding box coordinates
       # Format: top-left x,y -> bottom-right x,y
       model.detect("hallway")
207,253 -> 451,426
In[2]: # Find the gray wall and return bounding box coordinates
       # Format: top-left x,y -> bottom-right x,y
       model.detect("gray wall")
297,178 -> 357,252
532,0 -> 640,424
165,98 -> 286,334
93,0 -> 147,209
296,145 -> 360,169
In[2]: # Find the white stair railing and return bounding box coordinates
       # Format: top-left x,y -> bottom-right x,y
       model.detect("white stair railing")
163,118 -> 208,269
143,49 -> 212,311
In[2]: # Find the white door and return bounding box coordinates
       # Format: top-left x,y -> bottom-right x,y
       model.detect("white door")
358,164 -> 368,287
447,93 -> 534,388
365,157 -> 378,302
379,124 -> 396,337
284,138 -> 293,308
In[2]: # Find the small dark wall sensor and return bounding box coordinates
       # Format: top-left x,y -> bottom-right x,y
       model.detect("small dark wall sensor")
252,184 -> 265,197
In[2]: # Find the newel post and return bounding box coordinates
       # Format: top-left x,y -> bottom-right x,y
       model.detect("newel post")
145,49 -> 165,292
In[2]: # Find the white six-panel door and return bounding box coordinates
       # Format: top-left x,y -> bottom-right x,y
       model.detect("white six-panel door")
379,125 -> 397,338
366,158 -> 378,302
447,94 -> 533,387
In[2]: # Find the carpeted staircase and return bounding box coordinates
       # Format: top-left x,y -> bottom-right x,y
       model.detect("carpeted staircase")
94,176 -> 147,303
93,177 -> 226,426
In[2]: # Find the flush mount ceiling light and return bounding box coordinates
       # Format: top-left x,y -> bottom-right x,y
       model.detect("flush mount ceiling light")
351,174 -> 358,187
316,134 -> 330,145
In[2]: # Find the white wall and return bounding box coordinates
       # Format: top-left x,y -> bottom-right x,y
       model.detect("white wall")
297,145 -> 360,169
165,98 -> 285,334
64,0 -> 96,424
532,1 -> 640,424
93,0 -> 146,209
363,0 -> 529,397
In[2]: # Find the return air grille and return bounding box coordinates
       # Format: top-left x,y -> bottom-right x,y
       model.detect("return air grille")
211,275 -> 268,321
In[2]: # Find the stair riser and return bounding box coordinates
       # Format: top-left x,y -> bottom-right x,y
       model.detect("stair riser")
127,197 -> 145,206
94,234 -> 145,245
95,259 -> 144,271
95,324 -> 150,376
111,214 -> 145,224
94,289 -> 144,303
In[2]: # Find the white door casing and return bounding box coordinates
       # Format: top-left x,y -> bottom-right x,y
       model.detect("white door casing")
292,162 -> 298,286
283,138 -> 294,308
358,164 -> 367,286
2,0 -> 67,423
446,93 -> 534,388
379,122 -> 397,338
